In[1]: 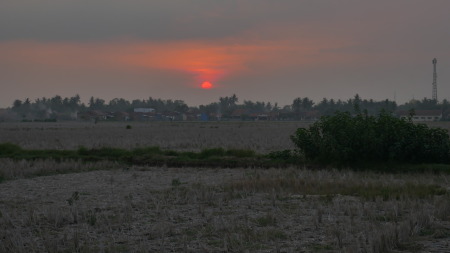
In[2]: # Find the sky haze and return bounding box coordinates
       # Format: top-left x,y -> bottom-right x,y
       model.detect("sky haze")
1,0 -> 449,108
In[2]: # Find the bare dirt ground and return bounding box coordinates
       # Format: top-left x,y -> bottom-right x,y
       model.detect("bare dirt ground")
1,167 -> 449,253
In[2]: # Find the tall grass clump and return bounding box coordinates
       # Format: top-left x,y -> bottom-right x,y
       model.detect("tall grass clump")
291,110 -> 450,166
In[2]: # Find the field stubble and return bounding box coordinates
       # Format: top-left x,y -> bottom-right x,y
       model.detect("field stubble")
0,167 -> 449,252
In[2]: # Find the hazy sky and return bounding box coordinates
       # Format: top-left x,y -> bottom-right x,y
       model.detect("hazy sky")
1,0 -> 449,108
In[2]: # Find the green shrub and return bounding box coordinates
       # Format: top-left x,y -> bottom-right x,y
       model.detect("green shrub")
266,150 -> 295,160
291,110 -> 450,165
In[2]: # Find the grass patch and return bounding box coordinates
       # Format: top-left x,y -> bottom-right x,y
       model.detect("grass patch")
226,176 -> 447,200
0,143 -> 23,155
171,178 -> 182,187
349,183 -> 447,200
199,147 -> 226,158
131,146 -> 163,156
226,149 -> 256,158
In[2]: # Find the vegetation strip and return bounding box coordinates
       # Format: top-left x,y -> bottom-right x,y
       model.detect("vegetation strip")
0,143 -> 297,169
2,140 -> 450,177
227,176 -> 448,200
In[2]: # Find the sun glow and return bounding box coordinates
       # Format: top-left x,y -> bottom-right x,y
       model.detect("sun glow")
201,81 -> 213,89
0,37 -> 354,93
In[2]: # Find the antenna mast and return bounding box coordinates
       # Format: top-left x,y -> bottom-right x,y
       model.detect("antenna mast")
432,58 -> 437,101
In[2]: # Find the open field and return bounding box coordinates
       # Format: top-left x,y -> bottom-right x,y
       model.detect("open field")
0,121 -> 312,153
1,121 -> 450,252
2,121 -> 450,153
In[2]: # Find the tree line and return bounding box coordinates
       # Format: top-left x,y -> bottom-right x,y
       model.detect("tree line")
5,94 -> 450,121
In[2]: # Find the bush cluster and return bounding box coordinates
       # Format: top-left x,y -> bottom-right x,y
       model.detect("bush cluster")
291,111 -> 450,165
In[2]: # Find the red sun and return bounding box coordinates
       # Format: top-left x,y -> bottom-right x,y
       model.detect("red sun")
201,81 -> 213,89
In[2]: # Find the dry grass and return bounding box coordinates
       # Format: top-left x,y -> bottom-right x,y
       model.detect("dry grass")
0,158 -> 120,180
0,121 -> 310,153
0,167 -> 449,252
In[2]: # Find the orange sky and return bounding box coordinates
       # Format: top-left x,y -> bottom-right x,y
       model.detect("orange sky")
1,1 -> 450,107
0,36 -> 357,89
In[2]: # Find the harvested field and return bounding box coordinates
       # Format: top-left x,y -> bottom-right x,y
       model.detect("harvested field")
1,167 -> 449,252
0,121 -> 311,153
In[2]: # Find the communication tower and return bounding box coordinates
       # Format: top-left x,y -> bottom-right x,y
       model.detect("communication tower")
432,58 -> 437,101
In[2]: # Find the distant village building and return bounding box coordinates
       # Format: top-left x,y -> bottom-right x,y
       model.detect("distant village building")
230,109 -> 279,121
134,108 -> 155,113
114,111 -> 130,121
231,109 -> 251,120
397,110 -> 442,122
